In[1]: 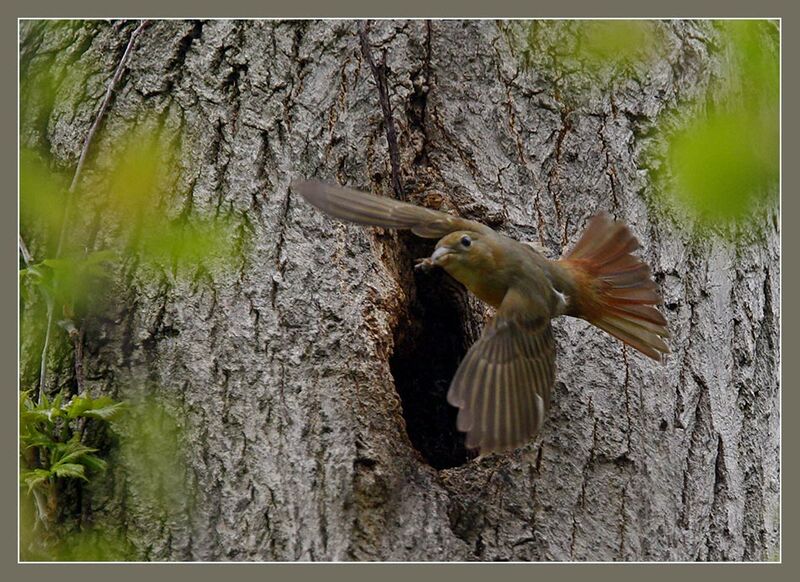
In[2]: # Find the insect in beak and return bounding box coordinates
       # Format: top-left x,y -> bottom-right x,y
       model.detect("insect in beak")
414,246 -> 453,272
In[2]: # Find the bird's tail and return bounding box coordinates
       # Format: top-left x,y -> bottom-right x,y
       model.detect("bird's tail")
558,213 -> 670,362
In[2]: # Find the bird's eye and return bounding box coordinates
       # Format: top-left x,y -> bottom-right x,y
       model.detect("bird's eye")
460,235 -> 472,248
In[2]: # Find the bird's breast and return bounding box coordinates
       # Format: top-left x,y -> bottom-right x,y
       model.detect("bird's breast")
444,262 -> 508,307
465,276 -> 508,307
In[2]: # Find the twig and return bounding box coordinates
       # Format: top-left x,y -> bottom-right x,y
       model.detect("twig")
358,21 -> 404,200
67,20 -> 151,193
38,300 -> 54,404
38,20 -> 150,400
73,327 -> 85,393
57,19 -> 151,256
20,210 -> 53,406
19,234 -> 33,266
31,487 -> 50,529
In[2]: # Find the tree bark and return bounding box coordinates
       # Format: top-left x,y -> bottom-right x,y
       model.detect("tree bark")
19,19 -> 779,561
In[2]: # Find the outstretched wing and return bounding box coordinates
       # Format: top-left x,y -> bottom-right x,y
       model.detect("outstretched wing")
447,289 -> 556,454
292,180 -> 490,239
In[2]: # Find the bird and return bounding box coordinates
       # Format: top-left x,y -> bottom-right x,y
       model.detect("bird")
292,180 -> 669,455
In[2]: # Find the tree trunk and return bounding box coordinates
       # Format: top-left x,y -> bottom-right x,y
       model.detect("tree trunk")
19,19 -> 779,561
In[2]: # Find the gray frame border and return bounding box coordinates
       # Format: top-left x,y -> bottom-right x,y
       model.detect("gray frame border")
4,0 -> 792,579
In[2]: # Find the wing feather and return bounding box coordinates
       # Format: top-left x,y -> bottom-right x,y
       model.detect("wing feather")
447,290 -> 556,455
293,180 -> 490,238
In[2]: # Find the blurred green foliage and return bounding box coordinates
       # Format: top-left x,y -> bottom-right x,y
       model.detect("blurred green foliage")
140,217 -> 235,271
41,526 -> 136,562
19,123 -> 218,557
20,22 -> 236,560
20,130 -> 236,340
20,250 -> 116,316
21,125 -> 236,279
517,20 -> 665,86
720,20 -> 779,105
19,150 -> 69,247
518,19 -> 778,229
668,107 -> 777,223
116,394 -> 194,517
106,131 -> 165,213
99,127 -> 237,273
663,20 -> 778,227
576,20 -> 662,72
20,491 -> 135,561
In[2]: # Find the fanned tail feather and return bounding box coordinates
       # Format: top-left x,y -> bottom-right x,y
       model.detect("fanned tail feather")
559,213 -> 670,362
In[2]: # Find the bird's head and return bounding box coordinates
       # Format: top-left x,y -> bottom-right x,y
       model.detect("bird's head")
426,230 -> 497,279
419,230 -> 508,306
430,231 -> 477,265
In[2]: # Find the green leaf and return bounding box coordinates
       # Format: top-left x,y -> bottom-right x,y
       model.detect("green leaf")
577,20 -> 661,70
21,468 -> 52,493
19,249 -> 118,320
46,391 -> 65,422
138,217 -> 236,272
20,389 -> 34,406
78,454 -> 108,473
20,431 -> 56,450
654,20 -> 778,230
66,394 -> 126,421
667,106 -> 778,224
81,402 -> 126,421
19,149 -> 68,241
51,440 -> 98,466
52,463 -> 88,481
65,395 -> 93,419
20,408 -> 52,424
106,130 -> 167,216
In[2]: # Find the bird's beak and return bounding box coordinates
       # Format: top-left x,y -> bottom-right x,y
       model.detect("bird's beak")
431,246 -> 453,266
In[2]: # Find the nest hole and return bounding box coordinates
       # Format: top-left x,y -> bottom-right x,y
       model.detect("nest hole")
389,237 -> 481,470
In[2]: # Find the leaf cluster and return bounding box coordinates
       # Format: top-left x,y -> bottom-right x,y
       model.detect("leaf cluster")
19,390 -> 125,509
20,250 -> 116,313
661,20 -> 779,228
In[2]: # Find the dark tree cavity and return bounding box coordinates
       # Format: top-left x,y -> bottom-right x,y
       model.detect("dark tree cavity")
389,236 -> 480,470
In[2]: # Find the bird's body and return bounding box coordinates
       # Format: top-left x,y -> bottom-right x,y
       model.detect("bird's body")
293,180 -> 670,455
431,230 -> 553,311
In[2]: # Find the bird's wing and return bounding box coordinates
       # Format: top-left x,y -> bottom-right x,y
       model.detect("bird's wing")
292,180 -> 490,238
447,288 -> 555,455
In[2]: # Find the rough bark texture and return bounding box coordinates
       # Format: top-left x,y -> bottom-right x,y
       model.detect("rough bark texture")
19,20 -> 780,561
